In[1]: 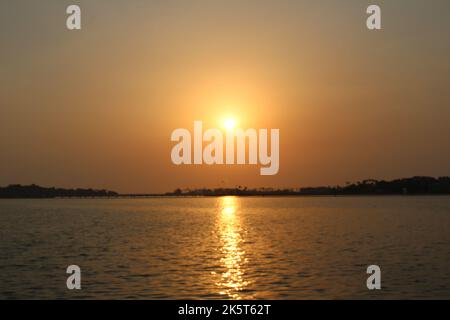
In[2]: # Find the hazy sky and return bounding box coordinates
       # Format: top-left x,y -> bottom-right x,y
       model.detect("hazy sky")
1,0 -> 450,193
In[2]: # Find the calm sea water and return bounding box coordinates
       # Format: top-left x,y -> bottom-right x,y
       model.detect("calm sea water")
0,196 -> 449,299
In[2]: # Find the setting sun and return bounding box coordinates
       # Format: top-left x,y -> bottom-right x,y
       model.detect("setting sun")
224,119 -> 237,131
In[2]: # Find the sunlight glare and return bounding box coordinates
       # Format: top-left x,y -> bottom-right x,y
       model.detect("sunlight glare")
224,118 -> 237,131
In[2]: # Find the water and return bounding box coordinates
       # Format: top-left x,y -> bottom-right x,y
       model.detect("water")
0,196 -> 449,299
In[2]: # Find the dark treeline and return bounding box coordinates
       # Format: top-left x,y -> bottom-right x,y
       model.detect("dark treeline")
0,184 -> 118,198
166,176 -> 450,197
2,176 -> 450,198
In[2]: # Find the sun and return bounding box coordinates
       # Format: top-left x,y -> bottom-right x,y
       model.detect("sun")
223,118 -> 237,131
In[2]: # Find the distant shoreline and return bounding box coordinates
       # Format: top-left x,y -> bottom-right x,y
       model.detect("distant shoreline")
2,194 -> 450,200
1,176 -> 450,199
119,193 -> 450,198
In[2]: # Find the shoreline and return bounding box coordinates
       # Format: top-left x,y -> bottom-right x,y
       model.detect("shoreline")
2,193 -> 450,200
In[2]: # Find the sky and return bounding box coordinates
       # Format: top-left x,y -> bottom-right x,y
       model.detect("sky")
1,0 -> 450,193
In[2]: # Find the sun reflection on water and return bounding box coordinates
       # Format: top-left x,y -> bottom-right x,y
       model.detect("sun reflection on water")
215,196 -> 251,299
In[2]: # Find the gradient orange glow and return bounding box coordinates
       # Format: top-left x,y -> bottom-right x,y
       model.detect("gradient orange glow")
1,1 -> 450,193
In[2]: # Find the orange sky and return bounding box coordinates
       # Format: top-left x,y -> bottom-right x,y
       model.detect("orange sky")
1,0 -> 450,193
